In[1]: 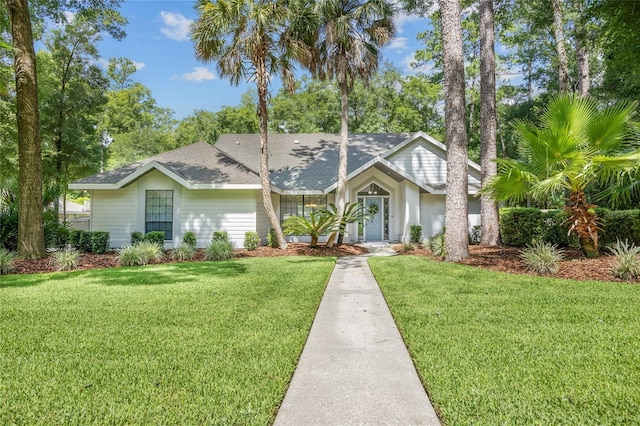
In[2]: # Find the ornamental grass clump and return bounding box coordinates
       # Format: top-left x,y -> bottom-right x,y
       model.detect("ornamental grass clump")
51,249 -> 80,272
608,239 -> 640,281
520,242 -> 564,275
136,241 -> 165,265
170,244 -> 197,262
403,242 -> 416,252
117,245 -> 142,267
427,232 -> 446,258
205,240 -> 235,261
0,247 -> 16,275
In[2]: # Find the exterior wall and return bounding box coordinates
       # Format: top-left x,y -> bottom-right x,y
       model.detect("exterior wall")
399,180 -> 421,242
346,168 -> 401,242
387,138 -> 447,186
419,194 -> 482,239
136,170 -> 183,248
255,191 -> 279,243
387,136 -> 481,188
91,182 -> 139,248
181,188 -> 256,248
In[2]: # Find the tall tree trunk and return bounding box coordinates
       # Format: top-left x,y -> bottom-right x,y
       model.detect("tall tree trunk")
326,80 -> 349,248
479,0 -> 501,246
551,0 -> 570,93
5,0 -> 45,258
574,1 -> 589,96
256,56 -> 287,249
440,0 -> 470,261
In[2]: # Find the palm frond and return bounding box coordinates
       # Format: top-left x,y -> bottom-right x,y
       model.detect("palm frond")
586,100 -> 638,152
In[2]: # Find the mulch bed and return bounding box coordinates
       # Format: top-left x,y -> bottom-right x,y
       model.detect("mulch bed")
10,243 -> 368,275
394,244 -> 624,283
9,242 -> 628,283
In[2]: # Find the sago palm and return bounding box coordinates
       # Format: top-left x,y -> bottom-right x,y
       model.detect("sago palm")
312,0 -> 395,246
483,95 -> 640,258
191,0 -> 317,250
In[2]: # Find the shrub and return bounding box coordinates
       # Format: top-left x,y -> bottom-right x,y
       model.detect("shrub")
136,241 -> 165,265
182,231 -> 197,248
520,242 -> 564,275
409,224 -> 423,244
427,232 -> 446,258
469,225 -> 481,245
51,249 -> 80,272
131,231 -> 144,245
91,231 -> 110,254
244,231 -> 260,251
144,231 -> 165,247
205,240 -> 235,261
0,247 -> 16,275
171,243 -> 197,262
267,228 -> 279,248
608,239 -> 640,281
402,242 -> 416,252
49,222 -> 72,250
283,210 -> 337,248
117,245 -> 142,267
499,208 -> 545,247
212,230 -> 229,243
598,209 -> 640,247
71,230 -> 93,253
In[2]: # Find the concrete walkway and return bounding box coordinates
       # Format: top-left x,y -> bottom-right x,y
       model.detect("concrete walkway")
274,244 -> 440,425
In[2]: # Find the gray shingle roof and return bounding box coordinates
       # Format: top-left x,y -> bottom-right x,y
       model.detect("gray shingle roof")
72,141 -> 261,186
215,133 -> 410,191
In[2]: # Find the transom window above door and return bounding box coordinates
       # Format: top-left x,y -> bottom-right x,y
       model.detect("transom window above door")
357,183 -> 390,196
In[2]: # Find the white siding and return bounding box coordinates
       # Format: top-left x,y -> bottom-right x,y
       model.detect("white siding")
387,137 -> 482,189
388,139 -> 447,186
255,191 -> 276,243
181,189 -> 256,248
399,181 -> 420,242
420,194 -> 482,239
91,183 -> 138,248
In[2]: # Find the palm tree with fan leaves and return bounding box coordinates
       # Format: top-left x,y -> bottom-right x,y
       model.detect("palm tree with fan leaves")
482,95 -> 640,258
191,0 -> 317,250
312,0 -> 395,246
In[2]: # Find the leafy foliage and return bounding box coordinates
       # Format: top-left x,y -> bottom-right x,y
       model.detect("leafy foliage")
51,249 -> 80,272
170,244 -> 197,262
608,240 -> 640,281
520,242 -> 564,275
90,231 -> 110,254
409,224 -> 423,244
212,231 -> 229,243
181,231 -> 197,248
144,231 -> 165,247
267,228 -> 279,248
243,231 -> 259,251
130,231 -> 144,245
205,240 -> 234,261
283,210 -> 337,248
0,247 -> 16,275
427,232 -> 446,258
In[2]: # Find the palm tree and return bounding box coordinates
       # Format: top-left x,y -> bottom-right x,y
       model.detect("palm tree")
312,0 -> 395,246
482,95 -> 640,258
191,0 -> 317,250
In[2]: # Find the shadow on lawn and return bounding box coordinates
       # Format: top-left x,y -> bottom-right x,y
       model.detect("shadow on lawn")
0,260 -> 249,288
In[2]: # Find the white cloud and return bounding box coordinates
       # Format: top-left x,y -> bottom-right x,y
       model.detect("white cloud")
388,37 -> 409,51
402,52 -> 433,74
182,67 -> 216,82
95,58 -> 146,71
160,11 -> 193,41
133,61 -> 146,71
395,12 -> 421,34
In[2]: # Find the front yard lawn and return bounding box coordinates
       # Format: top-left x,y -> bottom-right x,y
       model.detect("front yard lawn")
369,256 -> 640,425
0,257 -> 334,425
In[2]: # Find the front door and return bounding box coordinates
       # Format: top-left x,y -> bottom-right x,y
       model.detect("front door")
365,197 -> 383,241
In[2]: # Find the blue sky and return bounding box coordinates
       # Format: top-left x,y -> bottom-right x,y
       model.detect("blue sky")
93,1 -> 428,120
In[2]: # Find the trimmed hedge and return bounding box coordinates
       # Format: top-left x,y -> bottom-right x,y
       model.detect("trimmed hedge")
144,231 -> 166,247
70,230 -> 111,253
500,207 -> 640,248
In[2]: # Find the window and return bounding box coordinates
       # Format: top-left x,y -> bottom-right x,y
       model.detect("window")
145,190 -> 173,240
280,195 -> 327,222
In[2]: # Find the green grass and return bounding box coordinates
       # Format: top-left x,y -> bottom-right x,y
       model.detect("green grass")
369,256 -> 640,425
0,257 -> 335,425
